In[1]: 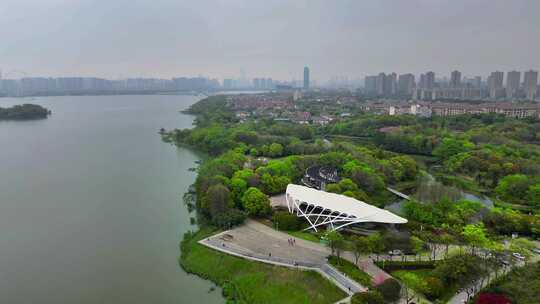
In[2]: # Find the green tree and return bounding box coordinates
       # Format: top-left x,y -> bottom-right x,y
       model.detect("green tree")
201,184 -> 233,219
495,174 -> 531,203
433,137 -> 474,160
229,177 -> 247,206
268,143 -> 284,157
410,236 -> 425,261
375,278 -> 401,303
461,223 -> 489,255
368,233 -> 385,262
241,187 -> 271,216
351,236 -> 370,264
326,230 -> 344,257
526,183 -> 540,207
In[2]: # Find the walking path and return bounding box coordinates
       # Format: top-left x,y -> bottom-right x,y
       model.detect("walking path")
199,220 -> 366,296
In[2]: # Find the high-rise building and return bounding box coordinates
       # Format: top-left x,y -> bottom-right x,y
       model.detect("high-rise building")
398,73 -> 415,95
524,70 -> 538,101
376,73 -> 386,95
425,71 -> 435,89
385,73 -> 397,95
506,71 -> 521,99
488,71 -> 504,99
364,76 -> 377,94
303,66 -> 310,90
474,76 -> 482,88
450,70 -> 461,88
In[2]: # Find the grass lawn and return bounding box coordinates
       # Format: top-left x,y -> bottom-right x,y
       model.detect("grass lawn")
180,227 -> 347,304
328,256 -> 372,287
287,230 -> 321,243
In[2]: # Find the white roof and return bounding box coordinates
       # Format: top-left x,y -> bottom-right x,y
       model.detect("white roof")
286,184 -> 407,224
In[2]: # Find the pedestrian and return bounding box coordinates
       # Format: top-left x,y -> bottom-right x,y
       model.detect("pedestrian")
293,238 -> 296,245
269,252 -> 271,257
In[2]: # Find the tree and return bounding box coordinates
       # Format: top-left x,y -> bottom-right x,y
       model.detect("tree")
368,233 -> 385,262
432,137 -> 474,160
410,236 -> 424,261
229,177 -> 247,206
268,143 -> 284,157
495,174 -> 531,203
326,230 -> 344,257
351,236 -> 370,264
212,209 -> 247,228
201,184 -> 233,219
462,223 -> 489,255
272,211 -> 302,230
241,187 -> 271,216
375,278 -> 401,303
526,183 -> 540,207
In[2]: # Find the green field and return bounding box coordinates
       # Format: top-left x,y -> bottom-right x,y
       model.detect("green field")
328,256 -> 372,287
180,228 -> 347,304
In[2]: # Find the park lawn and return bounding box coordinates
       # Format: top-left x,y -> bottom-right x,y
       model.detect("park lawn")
180,227 -> 347,304
328,256 -> 372,287
287,230 -> 321,243
392,269 -> 457,303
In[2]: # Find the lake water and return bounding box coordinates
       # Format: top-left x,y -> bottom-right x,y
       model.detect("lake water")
0,95 -> 222,304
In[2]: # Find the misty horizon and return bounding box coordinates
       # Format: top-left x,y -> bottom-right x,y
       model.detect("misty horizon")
1,0 -> 540,82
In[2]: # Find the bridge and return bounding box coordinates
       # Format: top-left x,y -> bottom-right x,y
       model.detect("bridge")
386,187 -> 411,200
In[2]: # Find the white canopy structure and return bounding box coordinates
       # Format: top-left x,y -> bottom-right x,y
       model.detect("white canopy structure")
285,184 -> 407,231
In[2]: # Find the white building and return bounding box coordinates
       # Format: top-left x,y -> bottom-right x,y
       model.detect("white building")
285,184 -> 407,231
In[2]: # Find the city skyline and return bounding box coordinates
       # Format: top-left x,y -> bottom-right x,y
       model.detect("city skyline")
1,0 -> 540,81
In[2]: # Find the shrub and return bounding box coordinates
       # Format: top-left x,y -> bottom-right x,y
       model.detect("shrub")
424,276 -> 444,299
476,293 -> 512,304
272,211 -> 302,230
375,278 -> 401,303
212,209 -> 247,228
374,260 -> 436,272
351,290 -> 384,304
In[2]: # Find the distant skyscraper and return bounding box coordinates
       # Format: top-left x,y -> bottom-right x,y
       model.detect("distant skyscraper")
303,66 -> 310,90
376,73 -> 386,95
474,76 -> 482,88
524,70 -> 539,101
398,73 -> 415,95
425,71 -> 435,89
450,70 -> 461,88
506,71 -> 521,99
365,76 -> 377,93
488,71 -> 504,99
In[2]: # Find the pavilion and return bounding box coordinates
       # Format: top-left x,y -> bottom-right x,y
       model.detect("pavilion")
285,184 -> 407,232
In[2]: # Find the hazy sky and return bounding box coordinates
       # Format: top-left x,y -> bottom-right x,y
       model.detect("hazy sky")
1,0 -> 539,81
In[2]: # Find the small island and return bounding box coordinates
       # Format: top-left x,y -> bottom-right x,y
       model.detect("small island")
0,104 -> 51,120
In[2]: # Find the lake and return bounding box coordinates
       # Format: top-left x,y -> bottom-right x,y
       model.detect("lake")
0,95 -> 222,304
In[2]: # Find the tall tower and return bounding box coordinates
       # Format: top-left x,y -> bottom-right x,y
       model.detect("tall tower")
506,71 -> 520,99
488,71 -> 504,99
303,66 -> 310,90
450,70 -> 461,88
425,71 -> 435,89
524,70 -> 539,101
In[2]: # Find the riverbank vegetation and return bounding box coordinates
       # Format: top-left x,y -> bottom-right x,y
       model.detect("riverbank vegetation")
180,228 -> 346,304
0,104 -> 50,120
168,94 -> 540,303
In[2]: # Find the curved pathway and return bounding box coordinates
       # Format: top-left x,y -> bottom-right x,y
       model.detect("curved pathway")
199,220 -> 366,296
